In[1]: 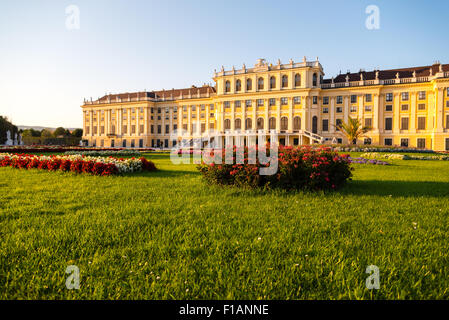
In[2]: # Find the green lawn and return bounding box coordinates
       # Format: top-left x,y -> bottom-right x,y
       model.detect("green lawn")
1,153 -> 449,299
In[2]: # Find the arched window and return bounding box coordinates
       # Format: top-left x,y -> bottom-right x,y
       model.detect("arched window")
235,118 -> 241,130
293,116 -> 301,131
312,116 -> 318,133
295,73 -> 301,87
270,76 -> 276,89
257,117 -> 264,129
258,77 -> 264,90
312,73 -> 317,87
224,119 -> 231,130
225,80 -> 231,92
235,79 -> 241,92
281,117 -> 288,130
282,75 -> 288,88
245,118 -> 252,130
269,117 -> 276,130
246,78 -> 252,91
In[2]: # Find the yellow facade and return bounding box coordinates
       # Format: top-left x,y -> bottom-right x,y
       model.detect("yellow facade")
82,58 -> 449,151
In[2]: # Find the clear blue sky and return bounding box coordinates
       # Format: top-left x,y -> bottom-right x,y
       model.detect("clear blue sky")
1,0 -> 448,128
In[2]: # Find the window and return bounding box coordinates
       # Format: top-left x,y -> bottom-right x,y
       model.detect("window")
269,98 -> 275,106
281,97 -> 288,105
418,104 -> 426,111
418,91 -> 426,100
140,125 -> 144,133
280,117 -> 288,130
258,77 -> 264,90
182,106 -> 187,112
386,93 -> 393,102
225,81 -> 230,93
418,117 -> 426,130
365,105 -> 372,112
336,119 -> 342,130
322,107 -> 329,114
224,119 -> 231,130
385,118 -> 393,130
323,97 -> 329,105
312,73 -> 317,87
293,96 -> 301,104
235,100 -> 241,107
257,118 -> 264,130
385,104 -> 393,112
245,100 -> 252,107
200,105 -> 205,111
293,116 -> 301,131
313,96 -> 318,104
235,118 -> 241,130
401,117 -> 409,130
417,138 -> 426,149
151,125 -> 154,134
224,101 -> 230,108
158,108 -> 161,113
384,138 -> 393,146
100,126 -> 105,134
447,88 -> 449,97
401,104 -> 409,111
235,79 -> 241,92
336,107 -> 342,113
350,106 -> 357,113
401,138 -> 409,147
269,117 -> 276,130
336,96 -> 343,104
210,104 -> 214,111
351,95 -> 357,103
282,75 -> 288,88
257,99 -> 264,106
364,138 -> 372,145
157,125 -> 161,134
447,114 -> 449,129
322,119 -> 329,132
192,105 -> 196,112
122,125 -> 126,134
401,92 -> 409,101
295,73 -> 301,87
270,76 -> 276,89
365,94 -> 372,102
245,118 -> 252,130
165,125 -> 169,134
446,138 -> 449,151
365,118 -> 372,128
246,78 -> 252,90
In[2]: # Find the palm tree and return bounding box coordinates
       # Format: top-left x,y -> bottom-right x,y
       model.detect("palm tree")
335,117 -> 371,145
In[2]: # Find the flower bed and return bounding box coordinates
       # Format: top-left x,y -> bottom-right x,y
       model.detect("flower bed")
348,157 -> 390,165
0,146 -> 155,153
0,153 -> 156,175
361,152 -> 449,161
197,146 -> 352,190
64,150 -> 142,157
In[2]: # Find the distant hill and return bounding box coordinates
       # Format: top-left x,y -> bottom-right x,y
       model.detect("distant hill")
17,125 -> 80,132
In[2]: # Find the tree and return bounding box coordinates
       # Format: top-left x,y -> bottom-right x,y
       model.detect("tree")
41,129 -> 53,138
0,116 -> 18,144
21,128 -> 41,137
71,128 -> 83,137
335,117 -> 371,145
53,127 -> 67,137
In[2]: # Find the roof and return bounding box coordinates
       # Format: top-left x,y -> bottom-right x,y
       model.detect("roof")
322,63 -> 449,84
94,85 -> 216,104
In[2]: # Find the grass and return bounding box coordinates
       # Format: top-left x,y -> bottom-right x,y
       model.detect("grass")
1,153 -> 449,299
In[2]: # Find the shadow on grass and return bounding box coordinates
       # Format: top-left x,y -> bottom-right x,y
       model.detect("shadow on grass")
123,169 -> 198,178
340,180 -> 449,197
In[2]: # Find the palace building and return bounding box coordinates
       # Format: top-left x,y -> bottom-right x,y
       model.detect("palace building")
81,57 -> 449,151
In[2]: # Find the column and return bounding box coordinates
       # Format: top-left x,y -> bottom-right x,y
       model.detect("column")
330,97 -> 335,133
264,99 -> 269,131
188,106 -> 192,135
288,98 -> 293,132
144,107 -> 148,135
89,109 -> 93,137
136,108 -> 140,136
436,88 -> 444,132
127,108 -> 131,136
231,101 -> 235,131
252,100 -> 256,130
373,94 -> 379,133
410,92 -> 416,132
118,108 -> 122,135
393,93 -> 400,134
276,99 -> 281,132
196,105 -> 200,135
